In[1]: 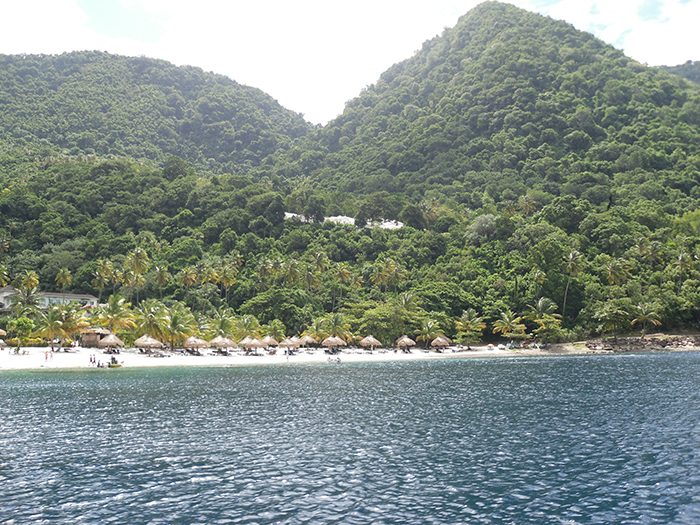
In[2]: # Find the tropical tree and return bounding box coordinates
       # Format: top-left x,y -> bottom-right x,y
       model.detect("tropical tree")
415,318 -> 443,347
0,264 -> 10,287
302,317 -> 328,342
233,314 -> 261,340
323,313 -> 352,342
92,258 -> 113,302
562,251 -> 582,321
34,303 -> 88,350
630,302 -> 662,339
177,266 -> 199,305
162,302 -> 197,351
202,308 -> 236,339
152,266 -> 171,300
524,297 -> 561,326
134,299 -> 168,340
55,268 -> 72,302
92,295 -> 136,335
11,286 -> 41,317
331,262 -> 351,311
7,316 -> 34,352
593,300 -> 630,343
455,308 -> 487,343
262,319 -> 287,341
15,270 -> 39,291
492,309 -> 527,339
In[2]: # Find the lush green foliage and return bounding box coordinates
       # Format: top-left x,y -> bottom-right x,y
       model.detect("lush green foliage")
2,2 -> 700,347
0,51 -> 311,174
261,2 -> 700,219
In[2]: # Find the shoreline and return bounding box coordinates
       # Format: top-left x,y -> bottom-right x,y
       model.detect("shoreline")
2,335 -> 699,372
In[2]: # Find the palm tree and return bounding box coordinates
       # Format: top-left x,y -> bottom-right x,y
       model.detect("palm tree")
331,262 -> 351,311
34,306 -> 66,350
125,248 -> 150,303
284,258 -> 302,288
12,286 -> 41,317
492,309 -> 527,339
35,303 -> 88,350
233,314 -> 261,340
162,302 -> 197,351
312,251 -> 330,274
324,313 -> 352,342
519,195 -> 537,215
0,264 -> 10,287
562,251 -> 582,321
371,263 -> 389,295
415,319 -> 443,347
396,291 -> 421,312
524,297 -> 561,326
531,268 -> 546,299
92,258 -> 113,302
153,266 -> 171,300
302,317 -> 328,343
177,266 -> 199,305
218,263 -> 238,304
385,259 -> 406,297
673,251 -> 692,294
594,301 -> 629,343
202,308 -> 236,339
262,319 -> 287,341
93,295 -> 136,335
455,308 -> 487,343
134,299 -> 168,340
604,258 -> 632,286
631,302 -> 662,339
16,269 -> 39,291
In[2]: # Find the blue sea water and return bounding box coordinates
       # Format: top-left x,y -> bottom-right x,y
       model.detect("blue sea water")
2,352 -> 700,524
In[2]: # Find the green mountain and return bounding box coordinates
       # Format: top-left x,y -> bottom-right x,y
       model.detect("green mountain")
0,51 -> 312,173
663,60 -> 700,85
3,2 -> 700,343
262,1 -> 700,216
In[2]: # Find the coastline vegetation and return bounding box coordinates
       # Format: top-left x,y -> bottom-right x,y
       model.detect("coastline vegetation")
1,2 -> 699,348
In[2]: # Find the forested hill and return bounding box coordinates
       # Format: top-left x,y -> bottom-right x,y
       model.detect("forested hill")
0,51 -> 312,173
260,1 -> 700,215
663,61 -> 700,85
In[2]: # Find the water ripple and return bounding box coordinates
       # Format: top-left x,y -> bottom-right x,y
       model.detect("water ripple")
2,353 -> 700,523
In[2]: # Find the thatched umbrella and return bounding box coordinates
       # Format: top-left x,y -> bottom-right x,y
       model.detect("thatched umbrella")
261,335 -> 279,347
182,336 -> 209,348
299,335 -> 318,347
322,336 -> 346,347
431,335 -> 452,348
279,337 -> 299,348
209,335 -> 238,348
134,334 -> 164,348
98,333 -> 125,347
360,335 -> 381,351
244,337 -> 267,349
397,335 -> 416,347
0,329 -> 6,337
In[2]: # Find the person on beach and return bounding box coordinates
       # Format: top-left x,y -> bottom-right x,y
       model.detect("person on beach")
45,350 -> 49,362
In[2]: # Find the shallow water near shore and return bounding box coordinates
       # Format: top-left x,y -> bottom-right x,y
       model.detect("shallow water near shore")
2,352 -> 700,524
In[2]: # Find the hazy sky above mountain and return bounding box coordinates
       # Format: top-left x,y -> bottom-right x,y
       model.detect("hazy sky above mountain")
1,0 -> 697,124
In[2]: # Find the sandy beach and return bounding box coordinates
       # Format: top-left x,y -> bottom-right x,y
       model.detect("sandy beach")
0,345 -> 519,371
2,335 -> 698,371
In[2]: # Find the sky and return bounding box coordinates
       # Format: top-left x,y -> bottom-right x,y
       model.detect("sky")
0,0 -> 698,124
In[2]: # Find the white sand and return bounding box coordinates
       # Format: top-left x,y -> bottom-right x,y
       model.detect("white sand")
0,345 -> 511,371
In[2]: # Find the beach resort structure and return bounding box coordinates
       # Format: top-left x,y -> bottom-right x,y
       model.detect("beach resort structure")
0,286 -> 99,312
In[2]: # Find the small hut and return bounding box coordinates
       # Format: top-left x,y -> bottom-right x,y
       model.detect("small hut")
82,327 -> 111,348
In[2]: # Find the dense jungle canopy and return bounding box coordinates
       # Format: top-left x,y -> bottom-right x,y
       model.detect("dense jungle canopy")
1,2 -> 700,347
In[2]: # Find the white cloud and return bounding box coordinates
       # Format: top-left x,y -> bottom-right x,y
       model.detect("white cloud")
0,0 -> 696,123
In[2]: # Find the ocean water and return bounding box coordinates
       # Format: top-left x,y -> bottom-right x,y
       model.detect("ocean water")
2,352 -> 700,524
